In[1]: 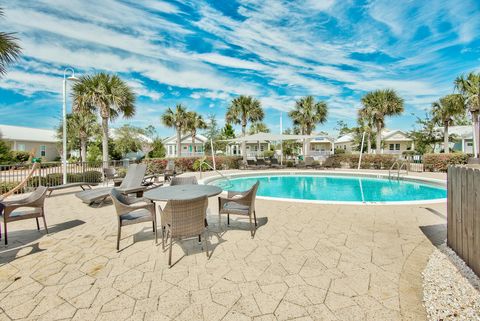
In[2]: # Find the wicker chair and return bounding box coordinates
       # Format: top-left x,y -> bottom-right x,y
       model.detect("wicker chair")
159,196 -> 209,267
169,176 -> 198,186
218,181 -> 260,238
110,188 -> 157,251
0,186 -> 49,245
103,167 -> 117,186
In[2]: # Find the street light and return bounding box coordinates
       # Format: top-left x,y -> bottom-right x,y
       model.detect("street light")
62,67 -> 79,185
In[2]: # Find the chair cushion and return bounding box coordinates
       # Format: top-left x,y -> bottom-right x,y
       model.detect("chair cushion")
120,209 -> 152,225
222,201 -> 250,215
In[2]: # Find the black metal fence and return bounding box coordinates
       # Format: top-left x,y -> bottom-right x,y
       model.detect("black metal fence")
0,160 -> 133,194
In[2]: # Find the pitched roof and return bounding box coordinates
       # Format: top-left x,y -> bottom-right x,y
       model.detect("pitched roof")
434,125 -> 473,139
163,134 -> 209,144
0,124 -> 57,143
382,130 -> 412,141
335,133 -> 354,143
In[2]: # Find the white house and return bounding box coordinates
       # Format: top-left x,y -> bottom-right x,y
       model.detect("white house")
334,133 -> 355,152
0,124 -> 59,161
163,134 -> 208,157
381,130 -> 414,154
305,134 -> 335,157
434,125 -> 474,153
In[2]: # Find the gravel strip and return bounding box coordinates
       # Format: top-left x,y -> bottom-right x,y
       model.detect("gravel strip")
423,243 -> 480,321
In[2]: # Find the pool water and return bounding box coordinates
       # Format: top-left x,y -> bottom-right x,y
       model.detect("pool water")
211,175 -> 446,203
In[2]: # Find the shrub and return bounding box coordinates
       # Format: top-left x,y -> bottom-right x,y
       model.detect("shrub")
0,181 -> 21,194
286,161 -> 294,167
334,148 -> 346,154
423,153 -> 470,172
324,154 -> 396,169
12,151 -> 30,163
27,176 -> 48,187
46,173 -> 63,186
143,156 -> 242,173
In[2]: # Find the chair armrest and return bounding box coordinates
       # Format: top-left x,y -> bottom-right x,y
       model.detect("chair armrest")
218,194 -> 251,208
227,190 -> 248,198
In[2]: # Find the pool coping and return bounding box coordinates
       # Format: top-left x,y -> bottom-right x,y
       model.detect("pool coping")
198,170 -> 447,206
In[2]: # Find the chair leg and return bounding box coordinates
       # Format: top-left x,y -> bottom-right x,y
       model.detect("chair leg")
249,214 -> 254,238
198,235 -> 201,242
42,209 -> 48,234
153,218 -> 158,245
4,221 -> 7,245
36,217 -> 40,230
253,210 -> 258,227
162,226 -> 165,250
168,236 -> 173,267
116,224 -> 121,251
203,230 -> 209,258
227,213 -> 230,226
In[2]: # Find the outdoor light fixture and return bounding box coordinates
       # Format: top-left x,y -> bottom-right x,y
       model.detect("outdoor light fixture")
62,67 -> 79,185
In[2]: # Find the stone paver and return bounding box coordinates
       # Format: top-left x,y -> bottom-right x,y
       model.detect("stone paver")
0,170 -> 446,320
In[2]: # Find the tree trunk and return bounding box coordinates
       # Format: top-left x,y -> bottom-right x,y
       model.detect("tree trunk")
242,123 -> 247,163
376,121 -> 382,154
101,117 -> 109,167
473,111 -> 480,158
367,133 -> 372,154
80,137 -> 87,162
192,132 -> 195,156
444,122 -> 449,154
176,129 -> 182,157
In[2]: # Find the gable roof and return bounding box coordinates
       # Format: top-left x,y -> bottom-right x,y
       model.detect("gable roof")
434,125 -> 473,139
382,130 -> 412,141
163,134 -> 209,144
0,124 -> 57,143
335,133 -> 354,144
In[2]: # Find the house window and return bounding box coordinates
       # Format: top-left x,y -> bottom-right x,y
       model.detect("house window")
260,145 -> 265,152
17,143 -> 26,151
467,142 -> 473,147
389,144 -> 400,151
343,145 -> 346,150
39,145 -> 46,157
396,143 -> 400,150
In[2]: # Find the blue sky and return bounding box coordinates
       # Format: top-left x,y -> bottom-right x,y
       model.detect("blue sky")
0,0 -> 479,138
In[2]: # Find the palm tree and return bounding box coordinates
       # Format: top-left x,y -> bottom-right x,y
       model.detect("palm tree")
357,107 -> 375,153
226,95 -> 264,162
248,122 -> 270,135
360,89 -> 404,154
288,96 -> 328,155
289,96 -> 328,135
185,111 -> 207,155
72,73 -> 135,164
455,72 -> 480,157
161,104 -> 188,157
431,94 -> 465,154
0,8 -> 21,77
69,111 -> 99,162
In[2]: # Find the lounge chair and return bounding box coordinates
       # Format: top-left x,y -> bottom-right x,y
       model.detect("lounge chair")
47,182 -> 98,197
75,164 -> 147,206
160,195 -> 209,267
255,158 -> 269,169
304,156 -> 321,169
270,158 -> 285,169
170,176 -> 198,186
103,167 -> 118,186
0,186 -> 48,245
110,188 -> 157,251
246,159 -> 257,169
218,181 -> 259,238
164,160 -> 182,182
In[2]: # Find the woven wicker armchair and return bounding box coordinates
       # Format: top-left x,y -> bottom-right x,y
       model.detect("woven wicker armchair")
218,181 -> 259,238
159,195 -> 209,267
110,188 -> 157,251
0,186 -> 49,245
169,176 -> 198,186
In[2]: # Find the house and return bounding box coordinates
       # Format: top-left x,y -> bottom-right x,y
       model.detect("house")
0,124 -> 59,161
226,141 -> 270,158
305,134 -> 334,157
434,125 -> 474,153
381,130 -> 414,154
163,134 -> 208,157
334,133 -> 355,152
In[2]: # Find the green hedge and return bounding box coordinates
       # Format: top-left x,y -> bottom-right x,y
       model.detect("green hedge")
324,154 -> 397,169
423,153 -> 470,172
143,156 -> 242,174
0,181 -> 21,194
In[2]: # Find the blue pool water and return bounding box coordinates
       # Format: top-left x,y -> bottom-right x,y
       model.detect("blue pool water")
210,175 -> 446,203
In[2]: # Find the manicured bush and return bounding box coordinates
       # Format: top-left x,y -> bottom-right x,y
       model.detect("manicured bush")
286,161 -> 294,168
12,151 -> 30,163
423,153 -> 470,172
0,181 -> 21,194
142,156 -> 242,173
46,173 -> 63,186
27,176 -> 48,187
334,148 -> 346,154
324,154 -> 397,169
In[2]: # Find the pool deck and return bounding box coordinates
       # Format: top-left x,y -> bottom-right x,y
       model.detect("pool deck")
0,169 -> 447,320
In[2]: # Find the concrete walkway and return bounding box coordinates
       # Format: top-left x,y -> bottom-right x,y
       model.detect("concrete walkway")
0,170 -> 447,320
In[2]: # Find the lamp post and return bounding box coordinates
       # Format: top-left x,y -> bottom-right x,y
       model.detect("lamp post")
62,68 -> 79,185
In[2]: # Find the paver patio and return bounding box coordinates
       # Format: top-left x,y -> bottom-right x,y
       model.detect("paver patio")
0,170 -> 447,321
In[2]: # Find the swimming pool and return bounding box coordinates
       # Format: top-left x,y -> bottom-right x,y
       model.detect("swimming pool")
207,173 -> 447,204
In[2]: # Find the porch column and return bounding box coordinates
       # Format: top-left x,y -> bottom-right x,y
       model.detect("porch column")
462,139 -> 465,153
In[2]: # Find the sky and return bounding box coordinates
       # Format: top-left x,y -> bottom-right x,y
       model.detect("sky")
0,0 -> 479,138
